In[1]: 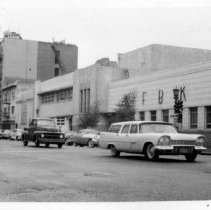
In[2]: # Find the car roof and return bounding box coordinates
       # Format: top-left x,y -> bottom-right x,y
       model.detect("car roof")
111,121 -> 173,126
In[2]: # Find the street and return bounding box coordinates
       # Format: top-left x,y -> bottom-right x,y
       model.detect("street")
0,140 -> 210,202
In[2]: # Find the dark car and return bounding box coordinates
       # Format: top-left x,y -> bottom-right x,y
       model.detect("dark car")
22,118 -> 65,148
72,129 -> 100,148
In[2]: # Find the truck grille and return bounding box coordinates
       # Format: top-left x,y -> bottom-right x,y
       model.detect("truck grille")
170,140 -> 196,146
43,133 -> 61,139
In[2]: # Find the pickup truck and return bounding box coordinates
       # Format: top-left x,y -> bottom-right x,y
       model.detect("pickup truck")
22,118 -> 65,148
100,121 -> 207,162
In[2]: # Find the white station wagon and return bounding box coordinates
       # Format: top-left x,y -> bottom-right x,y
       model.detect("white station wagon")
100,121 -> 207,162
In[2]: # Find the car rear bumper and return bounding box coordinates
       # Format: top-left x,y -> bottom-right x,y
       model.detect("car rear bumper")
154,145 -> 207,155
37,138 -> 65,144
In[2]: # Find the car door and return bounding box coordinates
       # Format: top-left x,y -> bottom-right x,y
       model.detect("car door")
128,124 -> 142,153
117,124 -> 131,151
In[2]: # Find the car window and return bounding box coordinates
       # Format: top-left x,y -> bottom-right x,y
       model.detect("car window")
121,125 -> 130,134
139,123 -> 177,133
108,125 -> 121,133
130,124 -> 138,134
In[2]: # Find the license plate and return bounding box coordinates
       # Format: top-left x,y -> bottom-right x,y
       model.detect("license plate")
179,147 -> 191,153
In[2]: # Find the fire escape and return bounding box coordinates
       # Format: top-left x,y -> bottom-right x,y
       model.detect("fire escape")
51,45 -> 65,76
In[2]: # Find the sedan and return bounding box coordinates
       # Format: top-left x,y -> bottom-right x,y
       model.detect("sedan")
10,129 -> 24,141
72,129 -> 100,148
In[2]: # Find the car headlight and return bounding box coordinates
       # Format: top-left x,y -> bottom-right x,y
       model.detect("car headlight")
60,134 -> 64,139
157,136 -> 170,146
41,134 -> 44,138
196,136 -> 204,146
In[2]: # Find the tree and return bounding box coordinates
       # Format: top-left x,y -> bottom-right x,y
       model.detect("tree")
79,104 -> 99,129
114,90 -> 137,122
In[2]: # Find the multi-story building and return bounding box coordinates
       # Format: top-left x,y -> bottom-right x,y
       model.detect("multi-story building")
0,32 -> 78,127
15,44 -> 211,149
2,81 -> 34,129
32,58 -> 117,132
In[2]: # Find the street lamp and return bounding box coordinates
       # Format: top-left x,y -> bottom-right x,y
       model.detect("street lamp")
173,87 -> 183,126
173,87 -> 179,101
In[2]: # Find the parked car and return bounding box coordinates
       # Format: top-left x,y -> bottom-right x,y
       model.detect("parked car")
0,129 -> 5,139
65,130 -> 78,146
10,129 -> 24,141
100,121 -> 207,162
22,118 -> 65,148
1,129 -> 12,139
72,129 -> 100,148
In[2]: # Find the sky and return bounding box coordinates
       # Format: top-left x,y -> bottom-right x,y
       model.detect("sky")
1,0 -> 211,68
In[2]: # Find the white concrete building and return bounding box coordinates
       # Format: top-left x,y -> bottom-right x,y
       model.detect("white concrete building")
108,62 -> 211,149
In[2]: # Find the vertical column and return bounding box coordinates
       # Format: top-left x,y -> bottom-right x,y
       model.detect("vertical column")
182,107 -> 189,130
87,88 -> 90,112
198,106 -> 205,130
145,111 -> 150,121
157,110 -> 162,121
80,90 -> 83,113
83,89 -> 86,113
169,109 -> 174,124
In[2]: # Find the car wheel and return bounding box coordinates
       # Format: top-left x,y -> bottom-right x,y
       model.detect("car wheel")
45,143 -> 50,148
184,154 -> 197,162
88,140 -> 94,148
145,143 -> 159,161
35,139 -> 40,147
23,140 -> 28,146
110,145 -> 120,157
58,143 -> 63,149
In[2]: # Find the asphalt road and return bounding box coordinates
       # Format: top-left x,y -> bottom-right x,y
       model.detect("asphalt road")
0,140 -> 210,202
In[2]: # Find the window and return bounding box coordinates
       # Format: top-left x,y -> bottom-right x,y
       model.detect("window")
56,88 -> 73,102
121,125 -> 130,134
11,106 -> 15,114
130,124 -> 138,133
41,92 -> 55,104
139,123 -> 177,133
162,109 -> 169,122
11,91 -> 15,100
190,107 -> 198,129
80,88 -> 90,113
108,125 -> 121,133
57,117 -> 65,126
41,88 -> 72,104
55,68 -> 59,76
150,110 -> 157,121
139,111 -> 145,121
206,106 -> 211,128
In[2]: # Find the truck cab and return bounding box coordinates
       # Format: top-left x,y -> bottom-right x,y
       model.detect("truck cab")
22,118 -> 65,148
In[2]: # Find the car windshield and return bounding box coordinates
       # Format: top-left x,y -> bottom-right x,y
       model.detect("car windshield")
139,123 -> 177,133
37,120 -> 56,128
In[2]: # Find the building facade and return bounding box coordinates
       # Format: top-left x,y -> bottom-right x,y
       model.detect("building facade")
117,44 -> 211,78
108,62 -> 211,149
0,33 -> 78,126
13,44 -> 211,149
2,81 -> 34,129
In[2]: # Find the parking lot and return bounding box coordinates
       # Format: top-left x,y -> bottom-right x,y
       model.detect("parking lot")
0,140 -> 211,201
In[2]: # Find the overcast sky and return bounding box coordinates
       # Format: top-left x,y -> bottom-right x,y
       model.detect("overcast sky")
1,0 -> 211,68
